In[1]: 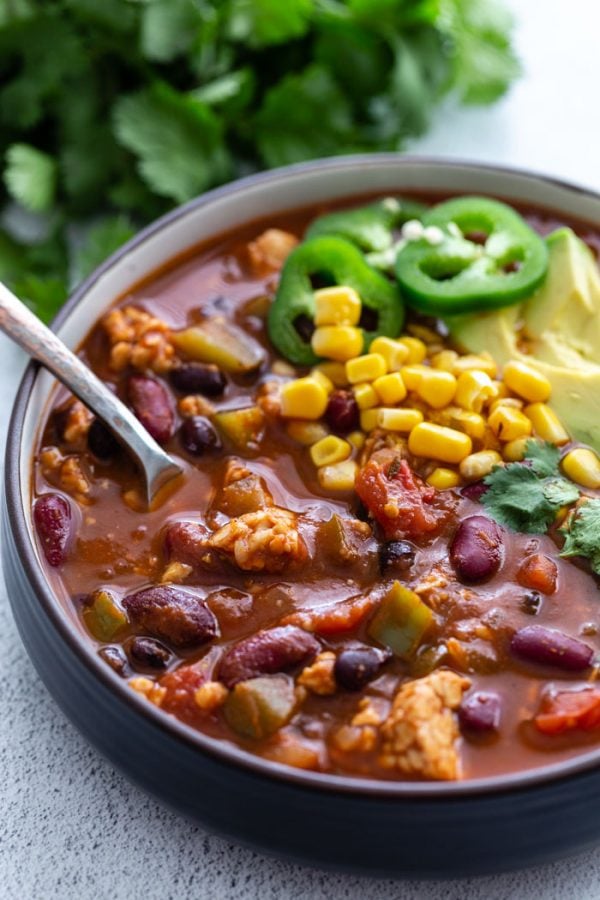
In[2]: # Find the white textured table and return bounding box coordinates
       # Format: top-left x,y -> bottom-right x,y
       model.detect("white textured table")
3,2 -> 600,897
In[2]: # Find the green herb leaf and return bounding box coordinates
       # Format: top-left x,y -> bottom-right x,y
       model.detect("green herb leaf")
4,144 -> 57,212
543,478 -> 580,508
15,275 -> 68,324
482,464 -> 558,534
225,0 -> 313,48
72,215 -> 137,284
140,0 -> 202,62
560,499 -> 600,574
524,439 -> 561,477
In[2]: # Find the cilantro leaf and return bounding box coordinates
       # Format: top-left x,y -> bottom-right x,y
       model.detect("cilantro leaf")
525,439 -> 561,477
16,275 -> 68,324
561,499 -> 600,574
72,215 -> 136,284
140,0 -> 202,62
113,83 -> 231,203
4,144 -> 57,212
226,0 -> 313,48
482,464 -> 558,534
543,478 -> 580,508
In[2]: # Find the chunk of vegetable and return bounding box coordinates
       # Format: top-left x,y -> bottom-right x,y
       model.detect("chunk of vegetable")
223,674 -> 297,739
535,688 -> 600,734
173,318 -> 265,373
214,406 -> 265,449
368,582 -> 433,659
83,589 -> 128,642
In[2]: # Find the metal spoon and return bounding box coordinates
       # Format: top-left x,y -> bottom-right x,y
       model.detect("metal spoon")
0,281 -> 183,503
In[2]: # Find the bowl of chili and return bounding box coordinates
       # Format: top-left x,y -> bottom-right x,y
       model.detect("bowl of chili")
6,155 -> 600,877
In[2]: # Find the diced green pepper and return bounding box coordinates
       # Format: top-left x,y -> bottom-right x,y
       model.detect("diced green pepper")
172,317 -> 265,373
83,589 -> 128,642
306,197 -> 427,253
223,674 -> 297,739
368,581 -> 433,659
214,406 -> 265,449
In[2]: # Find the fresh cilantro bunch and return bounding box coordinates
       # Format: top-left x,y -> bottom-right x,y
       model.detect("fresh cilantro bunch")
0,0 -> 519,321
561,500 -> 600,575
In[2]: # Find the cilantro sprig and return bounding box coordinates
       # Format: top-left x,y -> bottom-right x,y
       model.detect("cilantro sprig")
561,500 -> 600,575
0,0 -> 519,321
482,439 -> 580,534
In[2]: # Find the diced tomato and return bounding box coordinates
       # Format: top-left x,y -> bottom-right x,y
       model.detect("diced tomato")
282,593 -> 378,635
355,454 -> 454,541
160,647 -> 221,719
517,554 -> 558,595
534,688 -> 600,735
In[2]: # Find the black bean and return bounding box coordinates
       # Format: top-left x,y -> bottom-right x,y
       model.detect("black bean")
325,390 -> 360,434
334,647 -> 388,691
520,591 -> 543,616
87,418 -> 121,461
169,362 -> 226,397
450,515 -> 504,583
179,416 -> 221,456
511,625 -> 594,672
99,645 -> 128,677
129,636 -> 171,670
380,540 -> 416,574
459,691 -> 501,732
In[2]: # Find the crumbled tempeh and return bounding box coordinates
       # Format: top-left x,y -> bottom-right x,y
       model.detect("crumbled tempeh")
102,305 -> 175,374
223,458 -> 252,485
62,401 -> 93,446
332,724 -> 378,753
379,670 -> 470,781
256,380 -> 282,418
178,394 -> 215,418
298,652 -> 336,696
194,680 -> 228,711
207,508 -> 307,573
352,697 -> 385,727
359,430 -> 408,468
247,228 -> 298,275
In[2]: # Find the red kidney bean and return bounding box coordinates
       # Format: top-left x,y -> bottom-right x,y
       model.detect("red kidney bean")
127,375 -> 174,444
87,418 -> 121,461
450,515 -> 504,583
379,540 -> 416,573
459,691 -> 501,732
123,586 -> 218,648
169,362 -> 226,397
325,390 -> 360,434
334,646 -> 390,691
179,416 -> 221,456
511,625 -> 594,671
33,493 -> 73,567
163,520 -> 211,567
460,481 -> 488,502
129,636 -> 172,670
218,625 -> 320,688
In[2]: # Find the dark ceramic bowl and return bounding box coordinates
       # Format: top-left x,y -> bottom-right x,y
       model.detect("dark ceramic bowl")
5,156 -> 600,878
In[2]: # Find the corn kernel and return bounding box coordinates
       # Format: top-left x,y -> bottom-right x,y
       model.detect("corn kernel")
312,326 -> 364,361
430,350 -> 459,371
309,368 -> 334,394
314,285 -> 362,326
360,408 -> 381,432
370,336 -> 409,372
562,448 -> 600,489
459,450 -> 502,481
318,459 -> 358,491
401,364 -> 429,391
427,467 -> 461,490
448,409 -> 486,441
315,361 -> 348,387
399,336 -> 427,364
502,437 -> 529,461
493,380 -> 511,400
287,420 -> 329,446
503,360 -> 552,403
489,397 -> 524,414
280,377 -> 328,420
415,370 -> 457,409
346,353 -> 387,384
310,435 -> 351,467
347,430 -> 366,450
408,422 -> 472,463
373,372 -> 407,405
488,406 -> 533,442
377,408 -> 424,432
455,370 -> 498,412
353,382 -> 379,410
524,403 -> 569,445
452,353 -> 498,379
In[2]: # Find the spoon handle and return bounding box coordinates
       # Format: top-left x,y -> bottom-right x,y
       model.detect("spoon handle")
0,281 -> 182,501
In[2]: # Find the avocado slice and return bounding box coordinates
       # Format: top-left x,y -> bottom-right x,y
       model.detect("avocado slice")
449,228 -> 600,452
